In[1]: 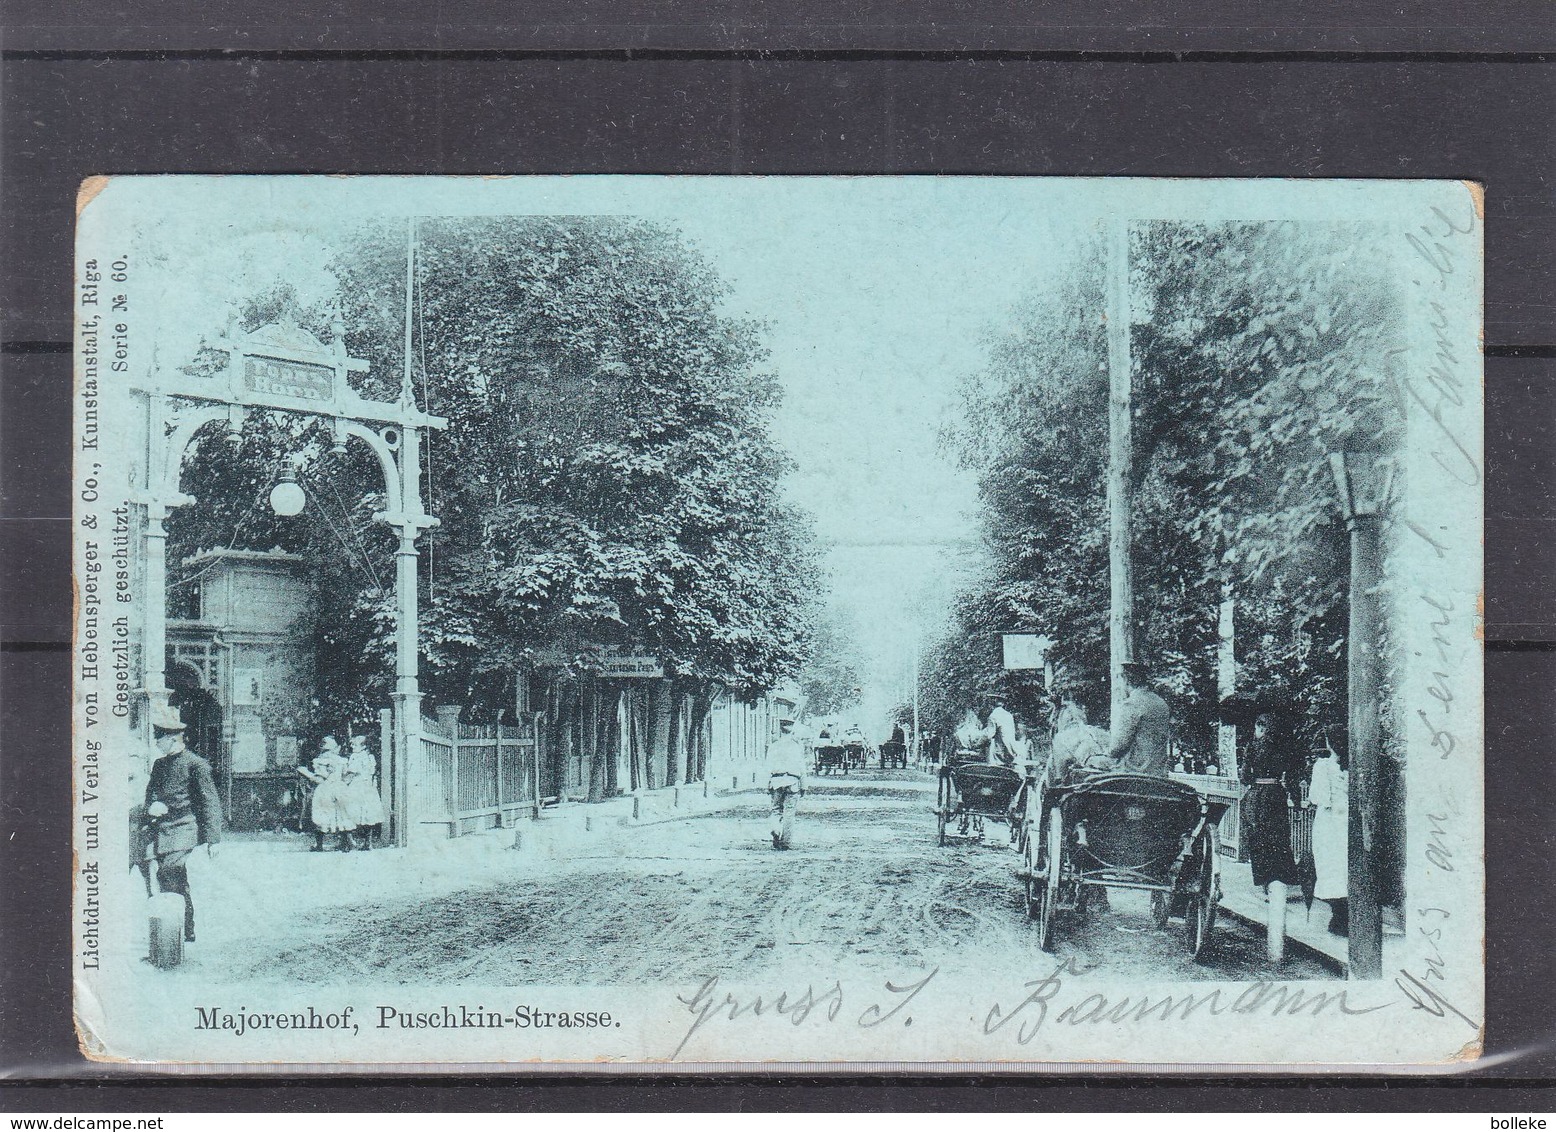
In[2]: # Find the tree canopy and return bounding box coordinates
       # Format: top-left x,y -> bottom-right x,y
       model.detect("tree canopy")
796,605 -> 868,719
927,221 -> 1406,753
165,217 -> 821,728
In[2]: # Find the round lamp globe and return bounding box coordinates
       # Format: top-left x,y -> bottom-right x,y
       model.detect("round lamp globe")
268,480 -> 306,517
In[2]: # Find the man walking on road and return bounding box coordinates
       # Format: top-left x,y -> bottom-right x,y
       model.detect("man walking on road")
1108,661 -> 1172,777
143,703 -> 224,943
766,716 -> 807,849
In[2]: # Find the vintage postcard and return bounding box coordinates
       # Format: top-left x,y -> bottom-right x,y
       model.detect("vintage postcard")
72,176 -> 1483,1069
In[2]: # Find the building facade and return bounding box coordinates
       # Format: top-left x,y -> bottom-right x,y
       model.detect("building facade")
165,549 -> 316,831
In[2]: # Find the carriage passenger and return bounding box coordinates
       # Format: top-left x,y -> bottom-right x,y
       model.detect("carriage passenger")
984,695 -> 1018,768
1028,703 -> 1110,839
953,708 -> 984,759
1044,700 -> 1115,786
1107,662 -> 1172,777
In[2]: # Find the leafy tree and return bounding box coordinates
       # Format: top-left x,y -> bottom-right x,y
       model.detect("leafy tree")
165,220 -> 823,778
339,218 -> 817,693
796,606 -> 867,718
931,221 -> 1405,759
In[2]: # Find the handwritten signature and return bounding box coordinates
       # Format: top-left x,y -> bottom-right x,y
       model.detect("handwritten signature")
1396,968 -> 1479,1032
1392,194 -> 1479,1041
670,968 -> 937,1059
982,959 -> 1386,1045
1399,199 -> 1480,490
1397,198 -> 1474,1035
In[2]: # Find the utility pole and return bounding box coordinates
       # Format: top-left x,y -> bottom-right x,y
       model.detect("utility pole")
1106,219 -> 1136,723
911,638 -> 921,764
1346,520 -> 1385,978
1330,452 -> 1386,979
1218,584 -> 1237,779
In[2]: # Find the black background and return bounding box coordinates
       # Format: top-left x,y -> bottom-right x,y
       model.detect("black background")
1,1 -> 1552,1108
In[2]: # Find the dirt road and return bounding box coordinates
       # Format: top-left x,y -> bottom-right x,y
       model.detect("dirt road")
223,769 -> 1329,985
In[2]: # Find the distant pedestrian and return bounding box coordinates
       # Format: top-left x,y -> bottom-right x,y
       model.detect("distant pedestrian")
299,736 -> 354,851
765,716 -> 807,849
343,734 -> 387,850
1108,662 -> 1172,777
142,703 -> 223,943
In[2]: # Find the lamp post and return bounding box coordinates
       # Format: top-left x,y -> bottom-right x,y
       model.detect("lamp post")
1328,450 -> 1393,980
1106,218 -> 1136,725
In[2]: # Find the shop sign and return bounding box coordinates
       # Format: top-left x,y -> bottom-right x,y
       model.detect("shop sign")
532,648 -> 664,679
1000,632 -> 1053,670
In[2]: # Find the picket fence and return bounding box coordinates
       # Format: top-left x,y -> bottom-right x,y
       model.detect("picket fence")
413,707 -> 540,837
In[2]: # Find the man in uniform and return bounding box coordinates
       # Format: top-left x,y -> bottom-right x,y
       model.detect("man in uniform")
143,703 -> 223,942
764,716 -> 807,849
1107,661 -> 1172,777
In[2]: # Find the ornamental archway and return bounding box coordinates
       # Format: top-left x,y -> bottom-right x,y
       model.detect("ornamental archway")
131,316 -> 444,847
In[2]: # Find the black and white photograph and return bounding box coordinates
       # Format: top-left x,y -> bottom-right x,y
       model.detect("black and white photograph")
71,175 -> 1483,1068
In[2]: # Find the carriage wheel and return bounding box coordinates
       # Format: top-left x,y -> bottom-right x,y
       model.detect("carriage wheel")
1039,807 -> 1062,952
1151,891 -> 1170,931
1187,826 -> 1220,961
1023,831 -> 1042,919
1186,897 -> 1213,960
935,774 -> 950,846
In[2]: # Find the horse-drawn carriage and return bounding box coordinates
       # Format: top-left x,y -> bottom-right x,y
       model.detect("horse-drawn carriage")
879,740 -> 908,769
813,744 -> 849,775
1018,772 -> 1227,958
842,738 -> 868,770
935,752 -> 1025,845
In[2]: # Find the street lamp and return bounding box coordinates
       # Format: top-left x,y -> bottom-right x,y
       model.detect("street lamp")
1327,449 -> 1393,981
268,459 -> 306,517
1327,451 -> 1394,523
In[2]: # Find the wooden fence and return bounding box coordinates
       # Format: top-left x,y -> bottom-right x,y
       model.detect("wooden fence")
414,709 -> 540,837
1169,771 -> 1313,864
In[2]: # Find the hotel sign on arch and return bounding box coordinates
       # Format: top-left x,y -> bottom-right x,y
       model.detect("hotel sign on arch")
242,353 -> 335,403
219,317 -> 365,415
